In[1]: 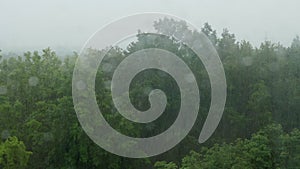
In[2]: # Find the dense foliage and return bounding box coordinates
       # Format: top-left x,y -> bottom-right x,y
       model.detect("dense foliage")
0,19 -> 299,168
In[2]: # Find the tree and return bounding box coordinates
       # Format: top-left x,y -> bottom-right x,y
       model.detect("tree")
155,161 -> 178,169
0,136 -> 31,169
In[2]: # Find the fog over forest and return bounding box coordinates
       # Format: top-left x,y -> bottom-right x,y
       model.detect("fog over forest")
0,1 -> 300,169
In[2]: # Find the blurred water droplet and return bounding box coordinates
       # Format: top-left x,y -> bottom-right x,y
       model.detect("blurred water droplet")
28,76 -> 39,86
76,80 -> 86,90
242,57 -> 253,66
184,73 -> 195,83
268,62 -> 279,72
143,86 -> 152,95
1,130 -> 10,139
0,86 -> 7,95
102,63 -> 113,72
43,132 -> 54,142
104,80 -> 111,89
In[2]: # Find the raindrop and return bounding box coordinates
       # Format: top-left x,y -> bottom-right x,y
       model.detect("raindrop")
1,130 -> 10,139
268,62 -> 280,72
184,73 -> 196,83
76,80 -> 86,90
43,132 -> 54,142
28,76 -> 39,86
242,56 -> 253,66
104,80 -> 111,89
102,63 -> 113,72
0,86 -> 7,95
143,86 -> 153,95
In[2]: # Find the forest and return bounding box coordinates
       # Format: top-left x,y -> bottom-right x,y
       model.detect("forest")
0,18 -> 300,169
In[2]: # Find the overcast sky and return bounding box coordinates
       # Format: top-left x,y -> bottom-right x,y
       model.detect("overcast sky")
1,0 -> 300,53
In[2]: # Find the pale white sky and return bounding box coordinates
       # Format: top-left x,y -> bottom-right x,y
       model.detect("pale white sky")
0,0 -> 300,53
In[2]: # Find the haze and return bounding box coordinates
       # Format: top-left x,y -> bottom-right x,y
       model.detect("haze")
0,0 -> 299,54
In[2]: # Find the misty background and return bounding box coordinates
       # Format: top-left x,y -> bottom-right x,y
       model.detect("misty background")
0,0 -> 299,55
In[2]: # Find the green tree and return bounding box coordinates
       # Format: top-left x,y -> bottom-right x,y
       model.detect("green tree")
0,136 -> 31,169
